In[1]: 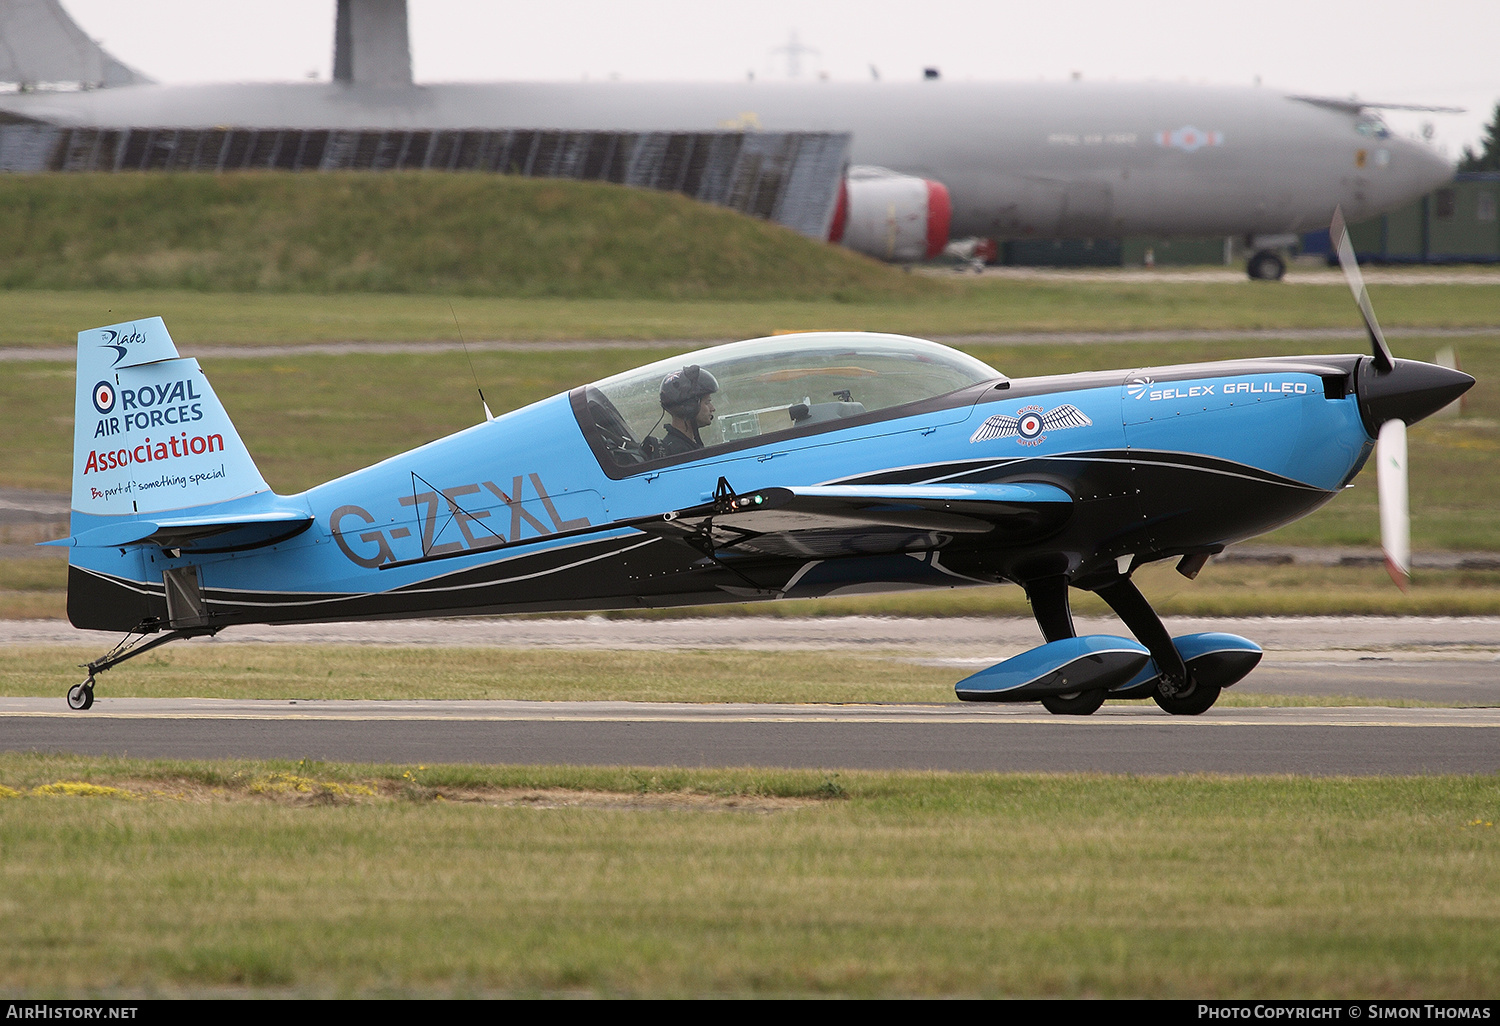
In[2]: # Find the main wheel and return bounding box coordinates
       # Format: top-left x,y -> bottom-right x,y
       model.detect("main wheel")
1152,680 -> 1221,716
1040,689 -> 1107,716
67,680 -> 94,711
1246,250 -> 1286,281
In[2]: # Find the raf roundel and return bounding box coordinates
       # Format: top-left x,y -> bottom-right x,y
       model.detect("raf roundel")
91,380 -> 116,415
1017,409 -> 1044,440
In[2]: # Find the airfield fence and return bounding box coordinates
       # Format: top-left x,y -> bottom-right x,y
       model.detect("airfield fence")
0,124 -> 850,239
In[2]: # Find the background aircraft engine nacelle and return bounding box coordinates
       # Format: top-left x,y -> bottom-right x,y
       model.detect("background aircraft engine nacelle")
829,167 -> 952,263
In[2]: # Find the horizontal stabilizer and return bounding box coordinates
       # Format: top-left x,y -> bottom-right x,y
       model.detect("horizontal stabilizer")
1110,633 -> 1263,697
955,635 -> 1150,702
67,510 -> 313,552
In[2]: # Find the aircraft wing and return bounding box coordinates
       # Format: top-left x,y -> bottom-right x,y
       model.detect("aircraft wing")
381,482 -> 1073,569
1288,95 -> 1464,114
636,482 -> 1073,559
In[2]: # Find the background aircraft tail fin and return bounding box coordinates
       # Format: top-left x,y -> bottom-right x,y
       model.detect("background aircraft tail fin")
0,0 -> 152,88
333,0 -> 413,87
72,317 -> 272,520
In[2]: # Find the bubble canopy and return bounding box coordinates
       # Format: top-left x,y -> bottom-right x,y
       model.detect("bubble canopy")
571,332 -> 1003,474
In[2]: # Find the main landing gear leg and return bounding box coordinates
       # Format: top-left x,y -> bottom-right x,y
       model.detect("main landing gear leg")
67,626 -> 216,711
1093,577 -> 1221,715
1024,575 -> 1075,644
1024,576 -> 1107,716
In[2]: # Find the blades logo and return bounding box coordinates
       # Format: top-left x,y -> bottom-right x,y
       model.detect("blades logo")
99,327 -> 147,366
970,404 -> 1093,446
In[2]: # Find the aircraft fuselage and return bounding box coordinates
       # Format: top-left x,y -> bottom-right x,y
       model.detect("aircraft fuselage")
0,80 -> 1454,239
66,346 -> 1380,632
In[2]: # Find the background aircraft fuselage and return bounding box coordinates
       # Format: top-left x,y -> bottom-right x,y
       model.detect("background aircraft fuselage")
1,79 -> 1454,239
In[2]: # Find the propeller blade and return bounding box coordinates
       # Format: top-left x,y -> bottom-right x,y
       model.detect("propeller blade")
1330,206 -> 1395,372
1376,418 -> 1410,590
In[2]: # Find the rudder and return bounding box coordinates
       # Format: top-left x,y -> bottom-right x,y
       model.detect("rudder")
72,317 -> 269,519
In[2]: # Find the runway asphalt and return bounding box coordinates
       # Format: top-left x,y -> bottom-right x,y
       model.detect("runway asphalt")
3,699 -> 1497,775
3,615 -> 1497,774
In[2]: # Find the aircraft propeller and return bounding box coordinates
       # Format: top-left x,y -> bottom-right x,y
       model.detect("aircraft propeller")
1376,419 -> 1410,589
1329,207 -> 1407,587
1330,207 -> 1396,372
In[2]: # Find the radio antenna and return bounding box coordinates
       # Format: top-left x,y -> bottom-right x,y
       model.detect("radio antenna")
450,303 -> 494,422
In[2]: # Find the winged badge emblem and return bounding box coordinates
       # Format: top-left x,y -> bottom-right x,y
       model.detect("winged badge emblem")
969,404 -> 1093,447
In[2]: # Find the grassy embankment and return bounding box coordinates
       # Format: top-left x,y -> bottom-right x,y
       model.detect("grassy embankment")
0,172 -> 937,302
1,753 -> 1496,997
0,171 -> 1496,345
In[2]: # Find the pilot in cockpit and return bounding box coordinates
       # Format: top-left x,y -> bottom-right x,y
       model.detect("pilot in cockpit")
653,365 -> 719,457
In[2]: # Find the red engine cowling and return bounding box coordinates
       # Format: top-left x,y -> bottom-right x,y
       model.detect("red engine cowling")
828,167 -> 952,262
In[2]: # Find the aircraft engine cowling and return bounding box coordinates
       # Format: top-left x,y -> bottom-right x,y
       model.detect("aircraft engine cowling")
829,167 -> 952,263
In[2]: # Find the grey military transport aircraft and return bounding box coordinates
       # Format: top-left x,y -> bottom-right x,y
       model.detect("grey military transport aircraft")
0,0 -> 1458,277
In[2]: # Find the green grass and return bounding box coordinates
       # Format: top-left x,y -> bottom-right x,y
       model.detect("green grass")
1,753 -> 1496,996
3,275 -> 1499,348
0,173 -> 939,302
2,172 -> 1496,342
0,645 -> 961,704
3,334 -> 1497,547
3,332 -> 1499,620
0,640 -> 1483,707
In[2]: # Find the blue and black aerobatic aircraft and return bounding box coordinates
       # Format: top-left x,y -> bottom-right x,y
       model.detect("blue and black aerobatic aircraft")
52,213 -> 1472,715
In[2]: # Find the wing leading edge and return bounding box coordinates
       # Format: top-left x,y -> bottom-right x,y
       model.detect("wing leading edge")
639,482 -> 1074,559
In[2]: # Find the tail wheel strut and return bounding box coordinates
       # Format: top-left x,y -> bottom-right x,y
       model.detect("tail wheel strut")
65,626 -> 216,711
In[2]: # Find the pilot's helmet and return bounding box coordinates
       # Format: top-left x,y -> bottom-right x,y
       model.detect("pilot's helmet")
659,365 -> 719,417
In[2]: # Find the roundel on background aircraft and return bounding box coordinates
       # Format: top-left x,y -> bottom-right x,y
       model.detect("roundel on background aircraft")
828,166 -> 952,263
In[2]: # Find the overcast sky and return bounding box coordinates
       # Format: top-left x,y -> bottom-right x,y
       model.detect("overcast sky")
63,0 -> 1500,160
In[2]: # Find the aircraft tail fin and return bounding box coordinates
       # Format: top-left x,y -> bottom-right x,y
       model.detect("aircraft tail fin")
0,0 -> 152,88
72,317 -> 272,521
333,0 -> 413,87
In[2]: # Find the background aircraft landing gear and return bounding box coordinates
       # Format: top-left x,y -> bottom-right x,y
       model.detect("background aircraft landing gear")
1246,249 -> 1286,281
67,679 -> 95,710
1040,689 -> 1107,715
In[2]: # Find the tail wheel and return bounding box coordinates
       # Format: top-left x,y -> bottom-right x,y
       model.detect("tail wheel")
67,680 -> 95,711
1040,690 -> 1107,716
1152,680 -> 1222,716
